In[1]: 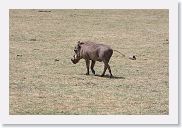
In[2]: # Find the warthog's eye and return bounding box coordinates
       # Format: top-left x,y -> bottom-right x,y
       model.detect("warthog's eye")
74,46 -> 78,53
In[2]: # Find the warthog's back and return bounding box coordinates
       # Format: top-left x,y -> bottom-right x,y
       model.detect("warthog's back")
81,41 -> 113,62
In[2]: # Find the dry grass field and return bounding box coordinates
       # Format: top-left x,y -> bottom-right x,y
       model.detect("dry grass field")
9,9 -> 169,115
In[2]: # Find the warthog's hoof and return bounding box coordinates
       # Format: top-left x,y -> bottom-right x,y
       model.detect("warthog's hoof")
85,73 -> 89,75
91,70 -> 95,75
100,74 -> 104,77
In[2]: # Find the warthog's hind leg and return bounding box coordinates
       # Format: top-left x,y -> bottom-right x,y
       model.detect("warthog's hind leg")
107,64 -> 113,78
101,61 -> 112,78
101,63 -> 107,77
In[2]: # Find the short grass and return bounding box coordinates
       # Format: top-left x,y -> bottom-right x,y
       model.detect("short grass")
9,9 -> 169,115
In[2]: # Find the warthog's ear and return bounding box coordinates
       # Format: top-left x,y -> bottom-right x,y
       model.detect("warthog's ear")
77,41 -> 81,44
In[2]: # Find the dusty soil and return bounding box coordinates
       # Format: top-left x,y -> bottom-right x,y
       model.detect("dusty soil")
9,9 -> 169,115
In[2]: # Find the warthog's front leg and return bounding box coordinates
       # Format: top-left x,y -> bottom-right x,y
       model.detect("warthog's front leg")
85,59 -> 90,75
91,60 -> 96,75
101,63 -> 107,77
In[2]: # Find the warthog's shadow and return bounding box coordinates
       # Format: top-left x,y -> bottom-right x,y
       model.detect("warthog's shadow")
95,74 -> 125,79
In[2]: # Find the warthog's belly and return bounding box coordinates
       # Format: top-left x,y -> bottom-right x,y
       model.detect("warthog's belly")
97,59 -> 102,62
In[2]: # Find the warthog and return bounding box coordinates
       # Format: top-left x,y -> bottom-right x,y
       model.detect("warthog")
71,41 -> 114,77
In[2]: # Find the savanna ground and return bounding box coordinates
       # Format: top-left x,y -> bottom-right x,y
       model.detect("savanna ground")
9,9 -> 169,115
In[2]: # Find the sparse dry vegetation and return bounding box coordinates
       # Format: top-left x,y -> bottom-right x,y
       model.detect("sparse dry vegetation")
9,9 -> 168,115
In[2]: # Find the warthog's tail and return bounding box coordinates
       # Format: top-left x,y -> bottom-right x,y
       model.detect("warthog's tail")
113,50 -> 125,57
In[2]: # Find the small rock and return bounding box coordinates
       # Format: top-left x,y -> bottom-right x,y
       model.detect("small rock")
38,10 -> 51,12
54,59 -> 59,61
30,38 -> 36,41
17,54 -> 22,57
129,55 -> 136,60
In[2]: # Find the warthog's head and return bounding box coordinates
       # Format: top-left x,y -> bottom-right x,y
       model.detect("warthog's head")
71,41 -> 84,64
73,41 -> 84,54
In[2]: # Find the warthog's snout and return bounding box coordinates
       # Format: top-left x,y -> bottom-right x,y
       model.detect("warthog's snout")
71,58 -> 77,64
71,55 -> 80,64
